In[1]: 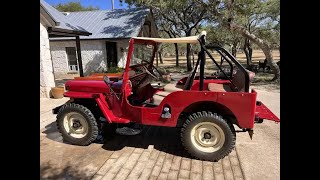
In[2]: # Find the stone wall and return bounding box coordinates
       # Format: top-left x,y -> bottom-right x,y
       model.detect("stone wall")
50,40 -> 108,79
116,39 -> 130,68
40,19 -> 55,98
50,39 -> 130,78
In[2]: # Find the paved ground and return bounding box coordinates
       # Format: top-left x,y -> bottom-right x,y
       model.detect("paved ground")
40,88 -> 279,180
40,98 -> 69,130
235,88 -> 280,180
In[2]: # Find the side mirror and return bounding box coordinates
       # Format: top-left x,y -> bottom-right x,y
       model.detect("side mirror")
103,76 -> 120,100
103,76 -> 110,85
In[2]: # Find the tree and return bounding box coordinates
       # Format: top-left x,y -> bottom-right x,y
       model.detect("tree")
206,24 -> 241,57
200,0 -> 280,80
229,0 -> 280,80
243,38 -> 253,66
123,0 -> 208,71
236,0 -> 280,66
54,1 -> 99,12
158,18 -> 181,67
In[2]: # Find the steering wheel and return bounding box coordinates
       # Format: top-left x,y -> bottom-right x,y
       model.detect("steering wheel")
141,60 -> 162,81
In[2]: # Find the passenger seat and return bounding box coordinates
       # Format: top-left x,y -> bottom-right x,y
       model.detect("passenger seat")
152,83 -> 183,105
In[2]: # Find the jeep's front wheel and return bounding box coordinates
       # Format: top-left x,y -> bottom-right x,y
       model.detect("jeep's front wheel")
181,111 -> 235,161
56,103 -> 98,146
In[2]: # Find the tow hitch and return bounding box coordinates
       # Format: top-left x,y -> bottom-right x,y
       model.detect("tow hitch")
235,128 -> 254,139
248,129 -> 254,139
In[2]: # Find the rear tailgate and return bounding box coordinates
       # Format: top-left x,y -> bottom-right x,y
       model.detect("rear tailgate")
255,101 -> 280,122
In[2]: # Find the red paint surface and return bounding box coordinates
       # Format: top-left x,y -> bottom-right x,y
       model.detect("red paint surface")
65,80 -> 109,93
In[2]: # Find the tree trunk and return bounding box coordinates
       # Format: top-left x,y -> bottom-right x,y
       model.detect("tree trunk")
174,43 -> 179,67
156,51 -> 159,67
185,30 -> 192,71
231,41 -> 238,58
186,43 -> 192,71
192,52 -> 195,67
230,23 -> 280,80
243,38 -> 252,66
220,56 -> 224,66
243,44 -> 250,66
248,44 -> 252,63
159,51 -> 163,64
231,46 -> 236,57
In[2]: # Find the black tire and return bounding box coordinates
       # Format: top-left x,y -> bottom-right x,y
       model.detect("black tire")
181,111 -> 235,161
56,103 -> 99,146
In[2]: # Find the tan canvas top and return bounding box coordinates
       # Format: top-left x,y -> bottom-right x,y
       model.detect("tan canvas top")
133,31 -> 207,44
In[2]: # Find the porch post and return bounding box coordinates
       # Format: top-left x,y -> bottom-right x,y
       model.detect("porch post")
76,36 -> 84,77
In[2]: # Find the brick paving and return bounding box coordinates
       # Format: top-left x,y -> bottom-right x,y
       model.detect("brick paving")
40,98 -> 245,180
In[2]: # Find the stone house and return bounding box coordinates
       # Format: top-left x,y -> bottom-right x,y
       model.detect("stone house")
40,0 -> 91,98
49,8 -> 159,79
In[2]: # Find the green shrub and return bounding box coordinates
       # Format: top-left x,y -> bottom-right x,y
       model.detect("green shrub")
106,67 -> 124,73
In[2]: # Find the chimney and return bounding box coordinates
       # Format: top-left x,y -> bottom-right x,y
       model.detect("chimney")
62,12 -> 70,16
112,0 -> 114,10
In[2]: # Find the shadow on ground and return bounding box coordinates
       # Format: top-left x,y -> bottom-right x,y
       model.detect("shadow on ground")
101,125 -> 192,158
42,122 -> 64,143
42,121 -> 192,159
40,161 -> 93,180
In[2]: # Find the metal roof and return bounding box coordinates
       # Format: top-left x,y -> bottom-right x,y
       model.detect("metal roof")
40,0 -> 89,33
51,8 -> 150,40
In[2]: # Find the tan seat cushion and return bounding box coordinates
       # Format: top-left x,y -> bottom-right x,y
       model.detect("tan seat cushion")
155,91 -> 171,97
163,83 -> 183,92
208,83 -> 232,92
208,70 -> 255,92
152,84 -> 183,105
153,91 -> 170,105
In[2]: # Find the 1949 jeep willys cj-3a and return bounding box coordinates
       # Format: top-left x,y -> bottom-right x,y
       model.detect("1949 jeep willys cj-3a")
53,31 -> 280,161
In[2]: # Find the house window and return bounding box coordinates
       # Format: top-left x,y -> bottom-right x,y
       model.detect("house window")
66,47 -> 78,71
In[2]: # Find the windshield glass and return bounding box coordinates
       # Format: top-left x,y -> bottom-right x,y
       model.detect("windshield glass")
130,43 -> 155,66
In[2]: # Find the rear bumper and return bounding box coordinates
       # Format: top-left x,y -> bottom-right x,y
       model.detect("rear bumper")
255,101 -> 280,122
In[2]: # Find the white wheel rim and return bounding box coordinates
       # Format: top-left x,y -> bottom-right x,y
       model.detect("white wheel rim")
63,112 -> 89,138
190,122 -> 225,153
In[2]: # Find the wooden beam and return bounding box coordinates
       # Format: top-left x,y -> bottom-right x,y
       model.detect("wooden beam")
47,27 -> 91,36
49,33 -> 79,38
76,36 -> 84,77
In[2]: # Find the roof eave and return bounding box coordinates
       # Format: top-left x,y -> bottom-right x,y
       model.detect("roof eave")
40,3 -> 60,26
48,27 -> 92,37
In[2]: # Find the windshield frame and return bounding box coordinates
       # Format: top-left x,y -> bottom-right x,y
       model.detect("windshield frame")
122,39 -> 157,85
128,39 -> 157,68
129,42 -> 156,67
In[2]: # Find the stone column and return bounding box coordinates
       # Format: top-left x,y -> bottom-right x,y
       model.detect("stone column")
40,22 -> 55,98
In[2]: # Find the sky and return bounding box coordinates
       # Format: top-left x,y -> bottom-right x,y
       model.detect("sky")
45,0 -> 129,10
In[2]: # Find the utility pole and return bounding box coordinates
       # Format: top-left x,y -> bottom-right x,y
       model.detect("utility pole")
111,0 -> 114,10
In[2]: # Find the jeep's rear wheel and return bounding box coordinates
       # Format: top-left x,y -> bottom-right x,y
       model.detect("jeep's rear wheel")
56,103 -> 98,146
181,111 -> 235,161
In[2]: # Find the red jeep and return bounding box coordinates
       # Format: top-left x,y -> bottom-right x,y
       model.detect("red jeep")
53,31 -> 279,161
